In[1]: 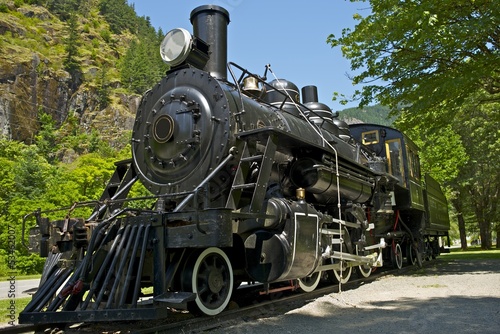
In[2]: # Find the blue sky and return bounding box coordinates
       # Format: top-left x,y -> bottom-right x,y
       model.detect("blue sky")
130,1 -> 369,111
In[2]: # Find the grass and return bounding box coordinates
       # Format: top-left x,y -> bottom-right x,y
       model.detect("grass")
0,275 -> 39,325
0,297 -> 31,325
0,275 -> 40,281
441,247 -> 500,260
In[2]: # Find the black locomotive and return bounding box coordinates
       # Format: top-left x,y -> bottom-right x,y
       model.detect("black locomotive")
19,5 -> 449,324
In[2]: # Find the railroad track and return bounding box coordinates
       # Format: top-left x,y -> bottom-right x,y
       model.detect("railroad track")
1,263 -> 418,334
142,268 -> 392,334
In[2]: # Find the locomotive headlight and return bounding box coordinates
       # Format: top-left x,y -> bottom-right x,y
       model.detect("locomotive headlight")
160,28 -> 209,69
160,28 -> 193,66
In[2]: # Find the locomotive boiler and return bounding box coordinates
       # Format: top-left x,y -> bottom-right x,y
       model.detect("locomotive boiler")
19,4 -> 449,325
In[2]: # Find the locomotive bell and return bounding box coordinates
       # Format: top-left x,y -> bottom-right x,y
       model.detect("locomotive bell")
242,76 -> 262,96
296,187 -> 306,200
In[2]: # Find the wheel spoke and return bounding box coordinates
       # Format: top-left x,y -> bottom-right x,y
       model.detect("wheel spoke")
186,247 -> 234,316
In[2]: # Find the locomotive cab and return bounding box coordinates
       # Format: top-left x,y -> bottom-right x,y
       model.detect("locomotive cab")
350,124 -> 450,262
349,124 -> 425,211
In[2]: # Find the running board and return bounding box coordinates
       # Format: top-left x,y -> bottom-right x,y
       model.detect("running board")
154,292 -> 196,304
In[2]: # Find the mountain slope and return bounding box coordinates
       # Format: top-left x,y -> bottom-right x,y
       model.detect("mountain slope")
0,1 -> 161,150
338,104 -> 395,126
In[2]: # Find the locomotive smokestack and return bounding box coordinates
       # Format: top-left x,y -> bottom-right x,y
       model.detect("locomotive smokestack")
190,5 -> 230,80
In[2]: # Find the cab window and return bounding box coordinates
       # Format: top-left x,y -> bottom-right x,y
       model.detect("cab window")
385,139 -> 405,185
361,130 -> 379,145
406,146 -> 421,181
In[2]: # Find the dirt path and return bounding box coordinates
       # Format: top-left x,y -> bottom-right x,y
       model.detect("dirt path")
216,258 -> 500,333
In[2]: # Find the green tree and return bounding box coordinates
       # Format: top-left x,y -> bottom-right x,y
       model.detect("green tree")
13,145 -> 54,198
99,0 -> 137,34
119,13 -> 167,94
96,66 -> 111,109
330,0 -> 499,249
452,100 -> 499,249
0,138 -> 26,214
63,14 -> 82,89
44,0 -> 79,20
120,39 -> 163,94
35,112 -> 59,164
78,0 -> 93,16
0,157 -> 16,216
328,0 -> 500,114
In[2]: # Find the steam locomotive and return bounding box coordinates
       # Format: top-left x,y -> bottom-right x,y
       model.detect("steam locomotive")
19,5 -> 449,324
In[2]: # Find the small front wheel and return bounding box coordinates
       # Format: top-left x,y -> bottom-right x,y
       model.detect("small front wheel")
182,247 -> 234,316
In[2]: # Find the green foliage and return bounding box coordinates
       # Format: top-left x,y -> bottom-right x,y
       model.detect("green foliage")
78,0 -> 93,16
67,153 -> 116,199
34,112 -> 59,163
0,157 -> 16,214
63,14 -> 82,84
120,39 -> 165,94
328,0 -> 499,115
0,0 -> 175,273
125,181 -> 156,210
330,0 -> 500,249
13,146 -> 54,198
0,116 -> 130,273
44,0 -> 80,21
453,99 -> 499,249
55,113 -> 115,157
13,252 -> 45,275
99,0 -> 137,34
96,67 -> 111,109
396,116 -> 468,185
118,13 -> 167,94
99,28 -> 112,43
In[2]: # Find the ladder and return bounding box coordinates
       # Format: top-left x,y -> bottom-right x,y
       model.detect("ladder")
226,135 -> 277,213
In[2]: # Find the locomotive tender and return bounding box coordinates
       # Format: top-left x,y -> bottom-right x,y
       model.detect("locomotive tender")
19,5 -> 449,324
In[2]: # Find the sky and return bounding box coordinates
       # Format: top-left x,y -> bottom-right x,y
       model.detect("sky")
130,1 -> 370,112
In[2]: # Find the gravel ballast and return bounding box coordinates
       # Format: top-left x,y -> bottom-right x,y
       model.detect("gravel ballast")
216,257 -> 500,333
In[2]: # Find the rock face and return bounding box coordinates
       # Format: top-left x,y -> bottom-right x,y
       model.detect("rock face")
0,3 -> 139,146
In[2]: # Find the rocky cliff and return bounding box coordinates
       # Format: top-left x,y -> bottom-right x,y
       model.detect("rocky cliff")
0,2 -> 140,147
